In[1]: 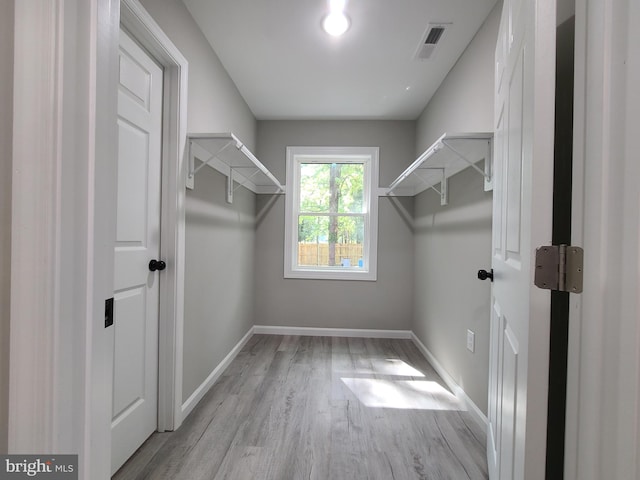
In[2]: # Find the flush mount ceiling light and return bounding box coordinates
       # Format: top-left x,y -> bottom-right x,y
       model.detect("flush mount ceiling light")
323,11 -> 350,36
322,0 -> 350,37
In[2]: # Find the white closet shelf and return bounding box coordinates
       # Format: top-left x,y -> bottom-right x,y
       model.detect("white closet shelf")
385,132 -> 493,205
188,133 -> 285,203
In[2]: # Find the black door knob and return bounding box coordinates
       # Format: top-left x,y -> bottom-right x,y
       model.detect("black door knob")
149,259 -> 166,272
477,269 -> 493,281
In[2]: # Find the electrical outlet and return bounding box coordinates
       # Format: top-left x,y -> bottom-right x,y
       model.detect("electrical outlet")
466,329 -> 475,353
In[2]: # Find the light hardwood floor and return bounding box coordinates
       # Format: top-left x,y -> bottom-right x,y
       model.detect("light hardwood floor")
113,335 -> 488,480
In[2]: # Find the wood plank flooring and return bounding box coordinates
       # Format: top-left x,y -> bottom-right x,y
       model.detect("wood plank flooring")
113,335 -> 488,480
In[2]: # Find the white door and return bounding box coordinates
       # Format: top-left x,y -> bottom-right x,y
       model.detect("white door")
487,0 -> 557,478
111,29 -> 164,475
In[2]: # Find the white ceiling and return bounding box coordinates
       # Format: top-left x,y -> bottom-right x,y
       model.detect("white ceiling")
182,0 -> 498,120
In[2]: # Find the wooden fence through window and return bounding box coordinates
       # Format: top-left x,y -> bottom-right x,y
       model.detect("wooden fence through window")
298,243 -> 363,267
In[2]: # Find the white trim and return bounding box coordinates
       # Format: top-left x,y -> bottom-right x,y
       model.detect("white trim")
411,333 -> 488,430
565,1 -> 587,477
566,0 -> 640,478
120,0 -> 189,433
253,325 -> 412,339
9,0 -> 64,453
181,328 -> 255,419
10,1 -> 121,478
87,1 -> 121,477
284,146 -> 379,281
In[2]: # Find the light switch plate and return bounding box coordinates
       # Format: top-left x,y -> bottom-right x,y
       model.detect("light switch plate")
105,297 -> 114,328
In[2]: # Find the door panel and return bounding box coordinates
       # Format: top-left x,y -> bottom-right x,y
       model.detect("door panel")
488,300 -> 502,479
493,106 -> 505,258
487,0 -> 556,478
119,46 -> 154,110
111,29 -> 163,475
116,120 -> 150,243
505,50 -> 524,262
113,288 -> 147,417
499,321 -> 519,480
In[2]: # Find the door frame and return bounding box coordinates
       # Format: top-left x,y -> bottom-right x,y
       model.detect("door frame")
565,0 -> 640,477
9,0 -> 187,477
10,2 -> 122,478
120,0 -> 188,433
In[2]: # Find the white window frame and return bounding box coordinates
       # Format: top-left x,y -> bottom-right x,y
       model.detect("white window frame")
284,146 -> 379,281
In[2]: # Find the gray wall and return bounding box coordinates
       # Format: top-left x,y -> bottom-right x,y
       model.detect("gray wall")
413,169 -> 493,414
416,1 -> 501,153
254,121 -> 415,330
140,0 -> 258,402
0,0 -> 13,454
183,167 -> 256,402
413,1 -> 501,414
140,0 -> 256,149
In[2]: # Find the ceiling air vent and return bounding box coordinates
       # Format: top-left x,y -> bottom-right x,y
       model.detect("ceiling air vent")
414,23 -> 450,61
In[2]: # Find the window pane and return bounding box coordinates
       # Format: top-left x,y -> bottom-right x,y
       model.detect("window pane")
336,163 -> 364,214
299,163 -> 330,212
298,215 -> 329,245
299,163 -> 364,214
298,215 -> 365,267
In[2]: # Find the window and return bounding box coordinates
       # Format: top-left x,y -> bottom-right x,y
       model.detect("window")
284,146 -> 379,280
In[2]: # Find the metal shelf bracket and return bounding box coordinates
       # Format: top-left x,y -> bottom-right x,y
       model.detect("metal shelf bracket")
414,168 -> 448,205
188,138 -> 237,179
440,138 -> 493,191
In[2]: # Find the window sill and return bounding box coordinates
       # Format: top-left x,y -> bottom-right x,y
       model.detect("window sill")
284,268 -> 377,281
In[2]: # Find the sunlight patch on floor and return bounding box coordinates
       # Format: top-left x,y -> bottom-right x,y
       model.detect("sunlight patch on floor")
372,358 -> 426,377
336,358 -> 426,377
341,378 -> 462,410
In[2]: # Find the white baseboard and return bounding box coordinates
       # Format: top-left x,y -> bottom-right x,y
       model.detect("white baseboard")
411,332 -> 488,430
181,326 -> 255,419
253,325 -> 412,339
